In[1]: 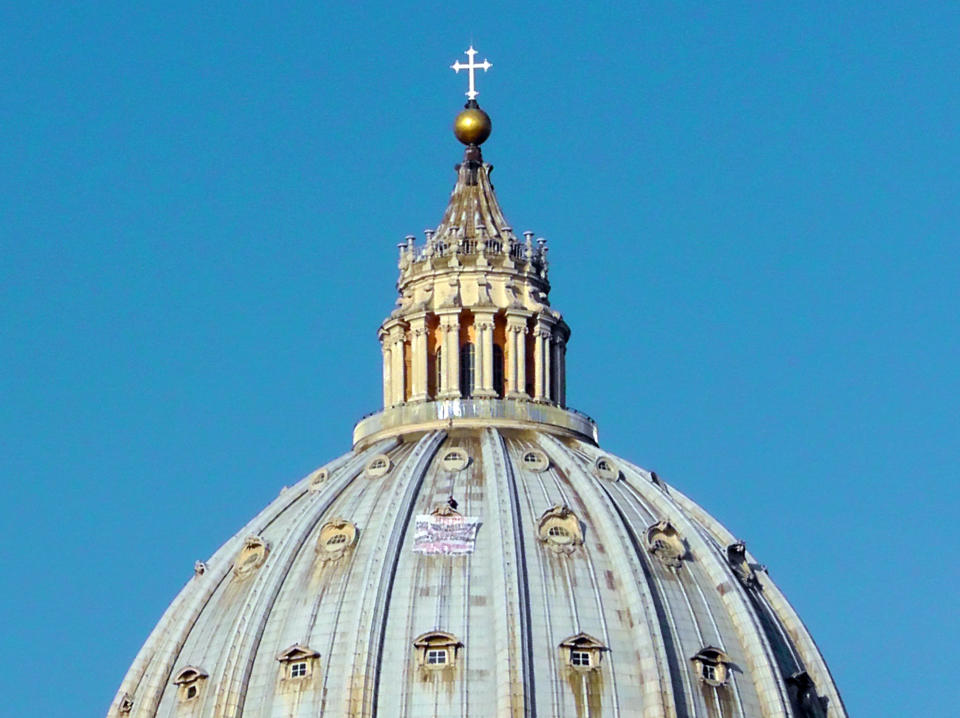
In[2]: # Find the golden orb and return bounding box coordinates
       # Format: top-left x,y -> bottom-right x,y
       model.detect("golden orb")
453,108 -> 492,145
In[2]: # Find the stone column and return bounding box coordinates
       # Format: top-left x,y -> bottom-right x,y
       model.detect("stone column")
558,338 -> 567,407
532,317 -> 552,402
379,329 -> 391,408
551,335 -> 564,407
474,311 -> 496,398
505,313 -> 529,399
388,323 -> 407,406
408,314 -> 429,403
437,312 -> 460,399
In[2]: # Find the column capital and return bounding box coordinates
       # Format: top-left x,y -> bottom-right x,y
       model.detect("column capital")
534,312 -> 557,327
437,310 -> 461,328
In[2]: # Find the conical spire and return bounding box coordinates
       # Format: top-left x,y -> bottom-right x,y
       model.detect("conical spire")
433,152 -> 518,247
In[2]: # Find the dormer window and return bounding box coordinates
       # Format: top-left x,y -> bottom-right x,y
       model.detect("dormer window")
315,519 -> 358,562
521,449 -> 549,472
413,631 -> 462,671
172,666 -> 208,702
117,693 -> 133,713
645,520 -> 687,568
691,646 -> 731,687
537,505 -> 583,554
726,541 -> 761,588
277,644 -> 320,683
787,670 -> 824,713
440,447 -> 470,472
560,633 -> 607,671
365,454 -> 392,478
571,650 -> 591,667
233,536 -> 269,578
426,649 -> 448,665
308,468 -> 328,492
593,456 -> 619,480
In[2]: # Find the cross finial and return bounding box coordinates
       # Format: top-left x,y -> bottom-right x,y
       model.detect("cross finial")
451,46 -> 492,101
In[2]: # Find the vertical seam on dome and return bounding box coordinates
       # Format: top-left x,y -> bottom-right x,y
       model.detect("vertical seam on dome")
543,437 -> 624,718
210,444 -> 388,718
609,477 -> 726,718
539,433 -> 676,718
688,577 -> 749,718
512,440 -> 562,713
121,447 -> 366,718
532,461 -> 580,630
489,428 -> 537,718
601,481 -> 695,718
362,430 -> 446,717
313,446 -> 408,715
615,470 -> 792,718
555,440 -> 691,717
481,429 -> 531,717
663,486 -> 847,717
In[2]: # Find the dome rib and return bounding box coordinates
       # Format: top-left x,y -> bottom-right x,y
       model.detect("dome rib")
348,430 -> 445,717
539,432 -> 676,717
553,438 -> 757,716
485,428 -> 536,717
210,441 -> 393,718
599,449 -> 794,717
310,440 -> 412,716
528,436 -> 629,717
665,486 -> 848,716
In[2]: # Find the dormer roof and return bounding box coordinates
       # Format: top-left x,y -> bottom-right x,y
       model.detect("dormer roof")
276,644 -> 320,663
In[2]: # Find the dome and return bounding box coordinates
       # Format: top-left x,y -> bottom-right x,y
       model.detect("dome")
109,431 -> 845,718
107,52 -> 847,718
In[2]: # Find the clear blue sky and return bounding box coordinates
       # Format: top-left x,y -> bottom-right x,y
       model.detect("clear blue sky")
2,3 -> 957,715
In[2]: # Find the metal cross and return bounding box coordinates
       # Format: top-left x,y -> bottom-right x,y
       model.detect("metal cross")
451,46 -> 492,101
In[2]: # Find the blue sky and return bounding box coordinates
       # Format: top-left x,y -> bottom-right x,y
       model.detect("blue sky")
1,3 -> 957,715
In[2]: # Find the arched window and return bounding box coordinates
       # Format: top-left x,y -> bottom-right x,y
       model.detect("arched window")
492,344 -> 504,397
435,347 -> 443,395
460,342 -> 475,398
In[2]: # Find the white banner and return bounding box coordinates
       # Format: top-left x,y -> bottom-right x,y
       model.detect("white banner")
413,513 -> 481,555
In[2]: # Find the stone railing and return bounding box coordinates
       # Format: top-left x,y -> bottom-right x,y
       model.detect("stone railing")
353,398 -> 598,448
397,230 -> 548,272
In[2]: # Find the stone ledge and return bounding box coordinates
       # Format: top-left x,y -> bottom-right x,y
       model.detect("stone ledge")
353,399 -> 598,449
